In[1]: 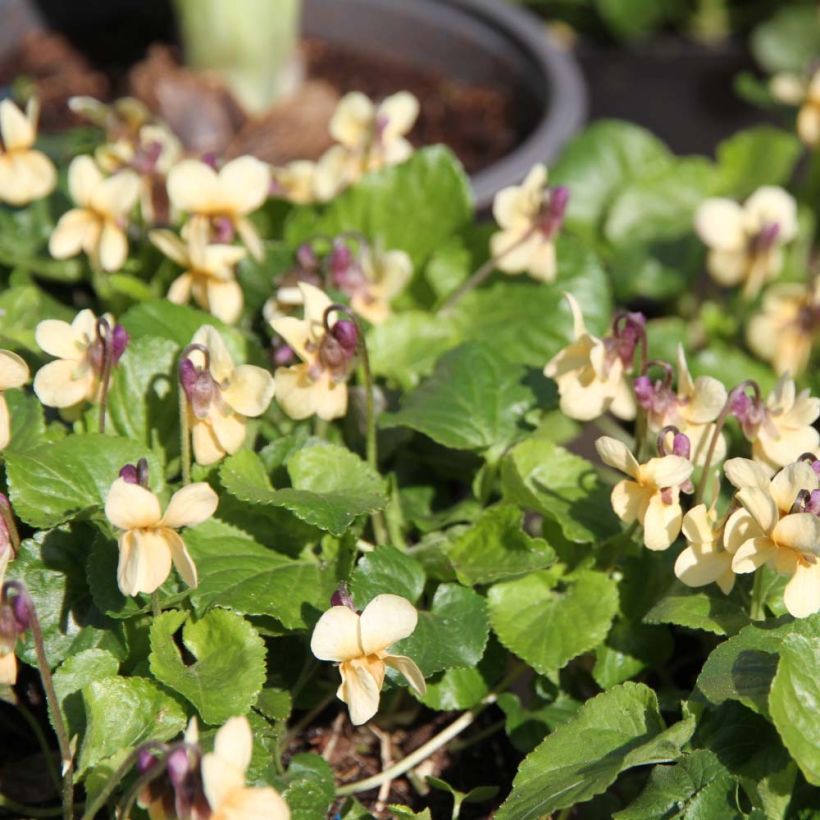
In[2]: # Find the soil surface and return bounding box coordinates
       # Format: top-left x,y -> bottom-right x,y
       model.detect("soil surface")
0,31 -> 526,174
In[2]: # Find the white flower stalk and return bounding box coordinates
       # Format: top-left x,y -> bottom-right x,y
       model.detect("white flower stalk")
723,459 -> 820,618
311,594 -> 426,725
201,716 -> 290,819
313,91 -> 419,201
746,279 -> 819,377
490,165 -> 569,282
695,186 -> 797,299
596,436 -> 694,551
674,504 -> 735,594
167,156 -> 271,261
270,283 -> 356,421
0,350 -> 30,450
544,294 -> 638,422
181,326 -> 275,466
49,156 -> 139,272
105,476 -> 217,596
0,98 -> 56,205
151,221 -> 247,324
634,346 -> 728,466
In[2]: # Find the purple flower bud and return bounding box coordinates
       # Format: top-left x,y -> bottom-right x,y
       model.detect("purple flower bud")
633,375 -> 654,409
200,152 -> 219,169
166,747 -> 191,788
179,359 -> 199,395
0,515 -> 9,561
296,243 -> 319,272
328,241 -> 353,277
1,582 -> 31,634
273,342 -> 296,367
137,747 -> 159,774
755,222 -> 781,253
672,432 -> 691,460
728,389 -> 752,419
331,583 -> 356,610
539,186 -> 570,240
332,319 -> 358,353
806,489 -> 820,515
119,463 -> 139,484
179,359 -> 217,419
111,324 -> 129,364
613,312 -> 646,366
0,605 -> 18,654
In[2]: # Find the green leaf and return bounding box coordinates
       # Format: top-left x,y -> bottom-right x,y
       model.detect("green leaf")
186,526 -> 332,629
393,584 -> 489,677
4,388 -> 50,453
496,682 -> 694,819
595,0 -> 674,40
451,236 -> 611,366
644,582 -> 749,636
220,446 -> 386,537
279,753 -> 336,820
53,649 -> 120,739
751,5 -> 820,74
415,666 -> 489,711
769,629 -> 820,785
614,750 -> 737,820
445,504 -> 556,586
107,335 -> 179,450
5,434 -> 162,529
714,127 -> 802,199
381,342 -> 534,452
0,284 -> 75,352
488,570 -> 618,673
497,691 -> 582,754
120,300 -> 246,360
149,608 -> 267,724
501,436 -> 619,543
78,675 -> 187,774
593,621 -> 673,690
695,617 -> 816,716
367,311 -> 461,391
285,146 -> 472,266
349,544 -> 425,605
551,120 -> 673,237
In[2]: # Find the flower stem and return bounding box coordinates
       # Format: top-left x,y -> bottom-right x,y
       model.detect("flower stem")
438,228 -> 536,314
151,591 -> 161,617
335,694 -> 497,796
750,570 -> 766,621
693,398 -> 732,507
96,319 -> 114,435
0,495 -> 21,557
29,605 -> 74,820
178,375 -> 191,486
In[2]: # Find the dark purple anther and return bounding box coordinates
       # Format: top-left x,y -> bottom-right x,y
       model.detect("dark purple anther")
111,324 -> 129,364
331,583 -> 356,610
672,432 -> 691,460
332,319 -> 358,354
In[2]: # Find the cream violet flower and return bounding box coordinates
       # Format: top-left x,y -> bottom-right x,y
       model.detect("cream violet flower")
180,326 -> 275,466
327,239 -> 413,325
104,473 -> 217,596
544,294 -> 638,422
270,283 -> 356,421
490,165 -> 569,282
596,436 -> 694,551
724,460 -> 820,618
33,309 -> 128,411
49,156 -> 139,272
150,221 -> 247,324
730,377 -> 820,472
0,98 -> 56,205
202,716 -> 290,819
770,68 -> 820,148
313,91 -> 419,200
746,279 -> 819,377
694,186 -> 797,299
271,160 -> 318,205
167,156 -> 271,262
0,350 -> 29,450
634,345 -> 728,466
310,593 -> 426,725
0,537 -> 19,686
674,504 -> 735,594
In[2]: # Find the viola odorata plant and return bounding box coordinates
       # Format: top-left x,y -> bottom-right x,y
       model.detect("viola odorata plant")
694,185 -> 797,299
167,155 -> 271,261
180,325 -> 275,466
0,350 -> 29,449
105,463 -> 217,596
0,97 -> 57,205
311,592 -> 426,725
151,220 -> 247,324
270,282 -> 357,421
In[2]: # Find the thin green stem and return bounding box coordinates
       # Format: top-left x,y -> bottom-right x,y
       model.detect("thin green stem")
29,607 -> 74,820
151,591 -> 161,618
750,571 -> 767,621
81,744 -> 162,820
0,794 -> 68,818
96,320 -> 114,435
178,379 -> 191,486
693,400 -> 733,507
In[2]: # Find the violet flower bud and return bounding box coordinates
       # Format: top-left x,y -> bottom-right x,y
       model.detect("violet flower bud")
111,324 -> 129,364
672,432 -> 691,460
332,319 -> 359,354
3,581 -> 32,634
633,375 -> 654,409
180,359 -> 217,420
755,222 -> 781,253
296,243 -> 319,272
119,463 -> 139,484
328,241 -> 353,277
805,489 -> 820,516
137,747 -> 160,774
331,583 -> 356,610
0,606 -> 18,654
166,746 -> 191,788
539,185 -> 570,240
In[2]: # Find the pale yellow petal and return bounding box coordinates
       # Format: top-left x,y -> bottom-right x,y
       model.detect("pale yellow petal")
312,376 -> 348,422
300,282 -> 334,328
611,480 -> 645,523
769,462 -> 818,514
0,651 -> 17,685
378,92 -> 419,140
684,376 -> 727,424
219,156 -> 270,215
191,419 -> 225,466
167,159 -> 223,213
0,394 -> 9,450
98,222 -> 128,272
707,249 -> 747,286
0,350 -> 29,390
91,170 -> 139,218
49,209 -> 98,259
0,99 -> 33,150
214,786 -> 291,819
724,458 -> 770,490
206,279 -> 244,325
167,273 -> 193,305
723,508 -> 764,554
798,104 -> 820,147
642,456 -> 693,489
339,659 -> 382,725
221,365 -> 274,417
772,513 -> 820,556
783,561 -> 820,618
737,486 -> 778,533
191,324 -> 235,383
643,494 -> 683,551
214,715 -> 253,774
270,317 -> 311,363
675,544 -> 733,588
117,529 -> 172,596
330,92 -> 373,148
160,482 -> 218,529
164,529 -> 198,589
695,198 -> 746,251
731,537 -> 777,573
384,654 -> 426,695
209,408 -> 247,454
67,155 -> 103,207
681,504 -> 714,545
310,606 -> 363,662
33,359 -> 95,408
201,754 -> 245,812
105,478 -> 163,530
359,594 -> 418,655
149,229 -> 190,267
0,150 -> 56,204
744,186 -> 797,243
595,436 -> 640,478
